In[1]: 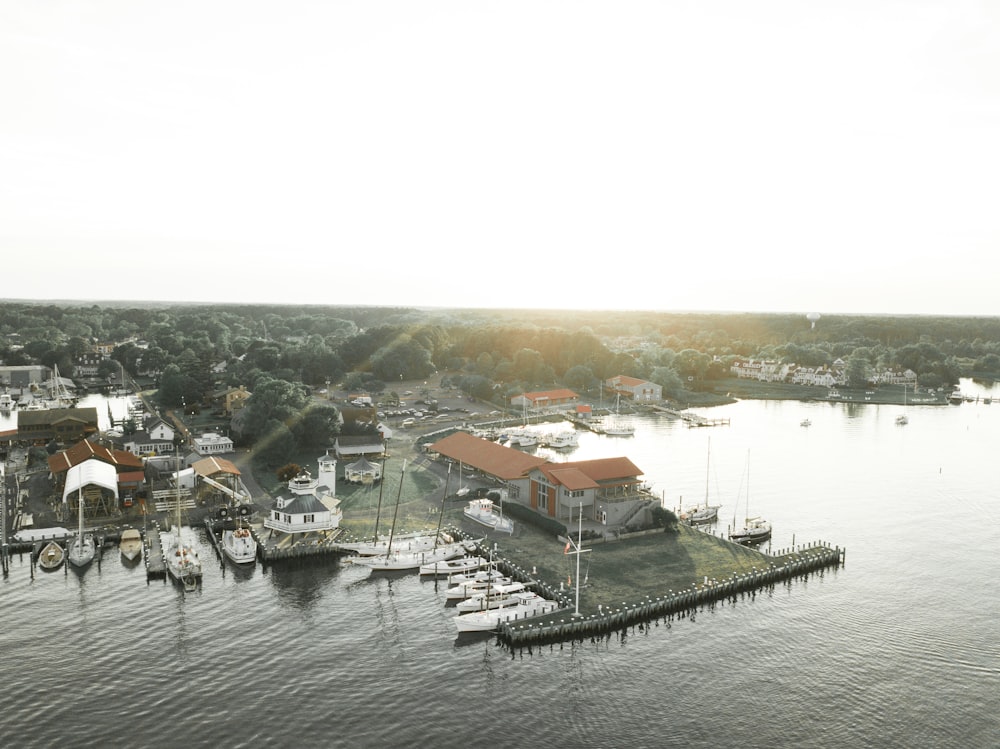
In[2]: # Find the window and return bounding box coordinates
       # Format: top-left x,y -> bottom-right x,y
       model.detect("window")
536,485 -> 548,511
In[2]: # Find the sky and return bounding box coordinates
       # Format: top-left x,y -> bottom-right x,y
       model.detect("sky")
2,1 -> 998,317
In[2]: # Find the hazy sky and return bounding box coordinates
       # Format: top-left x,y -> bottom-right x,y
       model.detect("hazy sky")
2,1 -> 997,316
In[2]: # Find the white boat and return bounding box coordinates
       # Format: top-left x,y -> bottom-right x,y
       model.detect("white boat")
682,437 -> 721,526
119,528 -> 143,563
347,541 -> 470,571
66,491 -> 96,569
337,531 -> 445,556
38,540 -> 65,571
0,390 -> 15,412
453,591 -> 559,633
896,385 -> 909,425
445,574 -> 515,600
729,451 -> 771,546
603,393 -> 635,436
164,458 -> 202,589
456,461 -> 470,496
446,566 -> 507,586
419,555 -> 487,576
800,418 -> 812,427
221,523 -> 257,565
543,430 -> 579,449
463,496 -> 514,534
455,581 -> 528,612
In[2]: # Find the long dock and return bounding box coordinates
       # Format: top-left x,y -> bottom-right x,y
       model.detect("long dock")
495,542 -> 843,649
651,405 -> 730,427
144,521 -> 166,579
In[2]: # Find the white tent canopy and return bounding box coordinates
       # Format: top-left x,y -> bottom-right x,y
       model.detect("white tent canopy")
63,460 -> 119,503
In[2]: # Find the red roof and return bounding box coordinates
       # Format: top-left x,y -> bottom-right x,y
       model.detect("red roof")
536,457 -> 643,487
609,375 -> 647,387
519,389 -> 580,402
428,432 -> 547,481
48,439 -> 145,474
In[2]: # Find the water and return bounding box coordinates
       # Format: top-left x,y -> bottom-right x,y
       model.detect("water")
3,384 -> 999,748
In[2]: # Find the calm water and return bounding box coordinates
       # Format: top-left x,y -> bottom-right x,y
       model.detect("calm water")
3,382 -> 999,748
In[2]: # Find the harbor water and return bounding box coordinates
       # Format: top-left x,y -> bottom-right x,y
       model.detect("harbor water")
2,382 -> 999,748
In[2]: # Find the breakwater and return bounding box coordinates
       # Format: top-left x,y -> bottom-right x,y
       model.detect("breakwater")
493,541 -> 844,649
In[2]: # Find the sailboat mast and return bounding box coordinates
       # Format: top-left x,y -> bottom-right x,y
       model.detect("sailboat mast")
371,453 -> 388,544
704,437 -> 711,509
432,463 -> 451,550
385,459 -> 406,557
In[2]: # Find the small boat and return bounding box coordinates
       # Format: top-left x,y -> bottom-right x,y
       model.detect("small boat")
221,522 -> 257,565
896,385 -> 909,425
446,567 -> 507,586
419,555 -> 487,576
463,497 -> 514,534
119,528 -> 143,563
456,581 -> 528,612
38,540 -> 65,571
948,390 -> 964,404
729,451 -> 771,546
682,437 -> 721,526
543,431 -> 579,449
730,516 -> 772,546
800,418 -> 812,427
603,394 -> 635,436
0,390 -> 15,413
453,591 -> 559,633
445,574 -> 515,600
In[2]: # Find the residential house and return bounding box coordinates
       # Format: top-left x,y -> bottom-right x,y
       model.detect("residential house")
605,375 -> 662,402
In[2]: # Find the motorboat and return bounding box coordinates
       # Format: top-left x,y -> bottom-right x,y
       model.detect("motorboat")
453,591 -> 559,633
543,431 -> 579,449
463,497 -> 513,534
419,555 -> 487,576
38,540 -> 65,571
119,528 -> 143,563
221,523 -> 257,565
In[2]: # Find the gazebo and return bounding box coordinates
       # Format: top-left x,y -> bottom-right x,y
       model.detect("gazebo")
344,456 -> 382,484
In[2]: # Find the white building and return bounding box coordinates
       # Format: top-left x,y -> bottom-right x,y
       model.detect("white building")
264,453 -> 342,535
192,432 -> 234,456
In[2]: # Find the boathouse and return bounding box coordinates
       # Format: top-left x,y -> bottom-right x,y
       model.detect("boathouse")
527,456 -> 654,525
334,434 -> 384,460
509,389 -> 580,411
17,407 -> 100,445
426,431 -> 547,503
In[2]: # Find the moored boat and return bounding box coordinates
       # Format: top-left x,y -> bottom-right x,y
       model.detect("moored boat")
119,528 -> 143,563
455,581 -> 528,612
38,540 -> 65,571
730,517 -> 772,546
463,497 -> 513,534
221,523 -> 257,565
453,591 -> 559,633
445,574 -> 515,600
419,555 -> 487,576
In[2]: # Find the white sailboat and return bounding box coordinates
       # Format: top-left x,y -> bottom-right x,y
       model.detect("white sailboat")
346,461 -> 473,572
729,451 -> 771,546
453,591 -> 559,633
164,458 -> 202,589
683,437 -> 721,525
603,393 -> 635,436
896,385 -> 909,425
66,491 -> 96,568
456,461 -> 470,497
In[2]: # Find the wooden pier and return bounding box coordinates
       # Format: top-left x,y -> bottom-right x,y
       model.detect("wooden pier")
652,405 -> 730,427
494,542 -> 843,649
144,521 -> 166,579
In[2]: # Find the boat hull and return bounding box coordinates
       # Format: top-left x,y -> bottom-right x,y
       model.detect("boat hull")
222,528 -> 258,565
67,534 -> 96,568
38,541 -> 65,571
